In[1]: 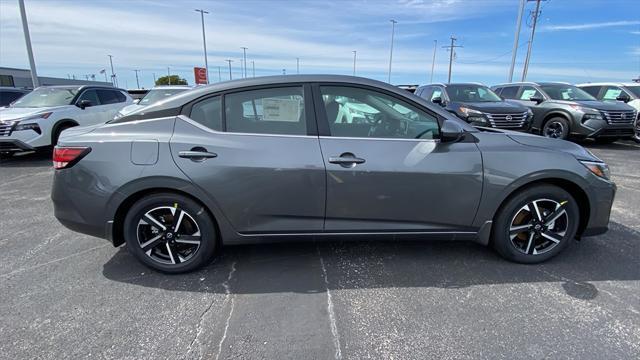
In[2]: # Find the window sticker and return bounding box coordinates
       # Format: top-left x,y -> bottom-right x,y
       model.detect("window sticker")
520,89 -> 537,100
263,98 -> 301,122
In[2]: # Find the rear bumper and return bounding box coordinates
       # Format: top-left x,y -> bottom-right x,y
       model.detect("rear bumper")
0,139 -> 35,152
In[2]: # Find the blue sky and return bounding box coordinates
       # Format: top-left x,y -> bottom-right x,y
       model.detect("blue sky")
1,0 -> 639,88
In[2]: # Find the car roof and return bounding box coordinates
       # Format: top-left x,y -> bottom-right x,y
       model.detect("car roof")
36,84 -> 126,91
492,81 -> 573,87
150,85 -> 192,90
143,75 -> 429,112
576,82 -> 640,87
0,86 -> 29,92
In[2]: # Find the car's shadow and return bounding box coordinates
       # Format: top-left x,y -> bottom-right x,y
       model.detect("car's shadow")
102,221 -> 640,301
0,150 -> 52,168
579,139 -> 640,151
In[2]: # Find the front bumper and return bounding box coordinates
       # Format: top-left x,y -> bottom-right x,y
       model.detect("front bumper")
573,117 -> 635,139
581,177 -> 616,238
0,139 -> 35,152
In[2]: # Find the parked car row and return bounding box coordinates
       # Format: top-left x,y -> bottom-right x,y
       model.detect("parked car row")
0,85 -> 191,154
414,81 -> 639,144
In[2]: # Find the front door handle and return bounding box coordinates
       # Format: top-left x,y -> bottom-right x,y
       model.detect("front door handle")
329,152 -> 365,168
179,147 -> 217,161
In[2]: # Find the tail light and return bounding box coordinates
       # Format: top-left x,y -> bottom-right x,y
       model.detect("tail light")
53,146 -> 91,169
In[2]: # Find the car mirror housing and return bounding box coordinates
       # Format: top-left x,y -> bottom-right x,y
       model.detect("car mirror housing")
529,96 -> 544,104
77,99 -> 93,109
440,120 -> 464,143
432,97 -> 445,106
616,95 -> 630,103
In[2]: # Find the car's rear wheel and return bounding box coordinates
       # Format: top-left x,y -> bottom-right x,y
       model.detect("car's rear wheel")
633,118 -> 640,143
123,193 -> 217,273
542,117 -> 569,140
492,185 -> 579,263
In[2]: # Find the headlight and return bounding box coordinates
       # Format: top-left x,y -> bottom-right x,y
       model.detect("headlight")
459,107 -> 483,117
580,160 -> 610,180
569,104 -> 598,113
14,123 -> 41,134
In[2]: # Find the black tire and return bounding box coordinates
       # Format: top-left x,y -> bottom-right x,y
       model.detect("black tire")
492,185 -> 579,264
595,137 -> 618,144
123,193 -> 218,273
542,117 -> 570,140
52,123 -> 76,146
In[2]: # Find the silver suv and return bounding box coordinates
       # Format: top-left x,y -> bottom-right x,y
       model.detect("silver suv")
492,82 -> 637,143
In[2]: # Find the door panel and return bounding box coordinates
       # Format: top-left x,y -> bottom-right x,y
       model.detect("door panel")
171,85 -> 325,234
319,137 -> 483,231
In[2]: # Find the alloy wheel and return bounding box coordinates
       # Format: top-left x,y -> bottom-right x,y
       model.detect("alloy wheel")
543,121 -> 564,139
634,117 -> 640,142
509,199 -> 569,255
136,206 -> 202,265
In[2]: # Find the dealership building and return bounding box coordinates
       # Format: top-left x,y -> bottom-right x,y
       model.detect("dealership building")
0,66 -> 111,89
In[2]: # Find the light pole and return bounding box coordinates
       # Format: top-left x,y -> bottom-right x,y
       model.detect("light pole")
508,0 -> 526,82
218,66 -> 222,82
430,40 -> 437,83
167,66 -> 171,85
251,61 -> 255,77
388,19 -> 397,83
153,72 -> 156,84
296,57 -> 300,74
352,50 -> 357,76
133,70 -> 141,88
443,36 -> 462,83
225,60 -> 233,80
108,55 -> 116,87
521,0 -> 543,81
18,0 -> 38,88
241,47 -> 248,78
195,9 -> 210,84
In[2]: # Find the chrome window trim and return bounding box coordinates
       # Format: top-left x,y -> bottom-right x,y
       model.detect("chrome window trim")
177,115 -> 317,139
319,135 -> 440,143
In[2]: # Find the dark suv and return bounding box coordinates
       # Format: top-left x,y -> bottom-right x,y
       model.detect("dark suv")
492,82 -> 637,143
415,83 -> 532,131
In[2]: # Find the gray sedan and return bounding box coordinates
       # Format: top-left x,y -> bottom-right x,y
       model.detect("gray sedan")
51,75 -> 615,273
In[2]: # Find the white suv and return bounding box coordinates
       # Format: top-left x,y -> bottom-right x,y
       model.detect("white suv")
117,85 -> 191,117
577,82 -> 640,142
0,85 -> 132,154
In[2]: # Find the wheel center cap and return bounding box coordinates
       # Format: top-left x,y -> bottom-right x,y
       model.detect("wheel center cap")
166,232 -> 174,239
534,224 -> 542,231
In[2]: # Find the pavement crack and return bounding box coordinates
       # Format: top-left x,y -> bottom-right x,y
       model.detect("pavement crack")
186,260 -> 237,360
0,244 -> 110,278
317,245 -> 343,360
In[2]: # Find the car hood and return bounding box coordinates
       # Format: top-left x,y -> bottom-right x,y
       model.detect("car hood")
506,131 -> 600,162
0,105 -> 69,121
451,101 -> 528,113
555,100 -> 634,111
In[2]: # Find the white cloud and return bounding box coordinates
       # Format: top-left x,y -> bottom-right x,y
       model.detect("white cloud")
541,20 -> 640,32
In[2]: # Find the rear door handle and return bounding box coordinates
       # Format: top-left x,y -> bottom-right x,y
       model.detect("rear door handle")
328,152 -> 365,168
179,147 -> 217,161
329,156 -> 365,164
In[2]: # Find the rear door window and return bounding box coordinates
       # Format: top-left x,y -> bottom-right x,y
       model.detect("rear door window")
225,87 -> 306,135
190,96 -> 222,131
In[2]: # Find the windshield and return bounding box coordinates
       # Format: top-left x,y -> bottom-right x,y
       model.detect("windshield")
446,85 -> 502,102
625,86 -> 640,99
540,84 -> 596,101
11,87 -> 78,108
139,88 -> 187,106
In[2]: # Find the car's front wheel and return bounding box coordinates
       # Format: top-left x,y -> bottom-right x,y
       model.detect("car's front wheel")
492,185 -> 579,263
542,117 -> 570,140
123,193 -> 218,273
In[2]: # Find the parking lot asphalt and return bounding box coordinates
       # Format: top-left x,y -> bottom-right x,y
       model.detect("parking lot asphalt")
1,141 -> 639,360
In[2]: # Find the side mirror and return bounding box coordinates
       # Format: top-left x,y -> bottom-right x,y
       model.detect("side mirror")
529,96 -> 544,104
616,95 -> 630,103
76,99 -> 93,109
432,97 -> 445,106
440,120 -> 464,143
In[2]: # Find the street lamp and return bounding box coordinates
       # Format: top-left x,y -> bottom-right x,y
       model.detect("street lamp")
195,9 -> 210,84
388,19 -> 397,83
352,50 -> 356,76
225,59 -> 233,80
241,47 -> 248,78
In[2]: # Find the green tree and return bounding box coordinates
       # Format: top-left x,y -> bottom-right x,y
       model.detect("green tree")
155,75 -> 188,86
